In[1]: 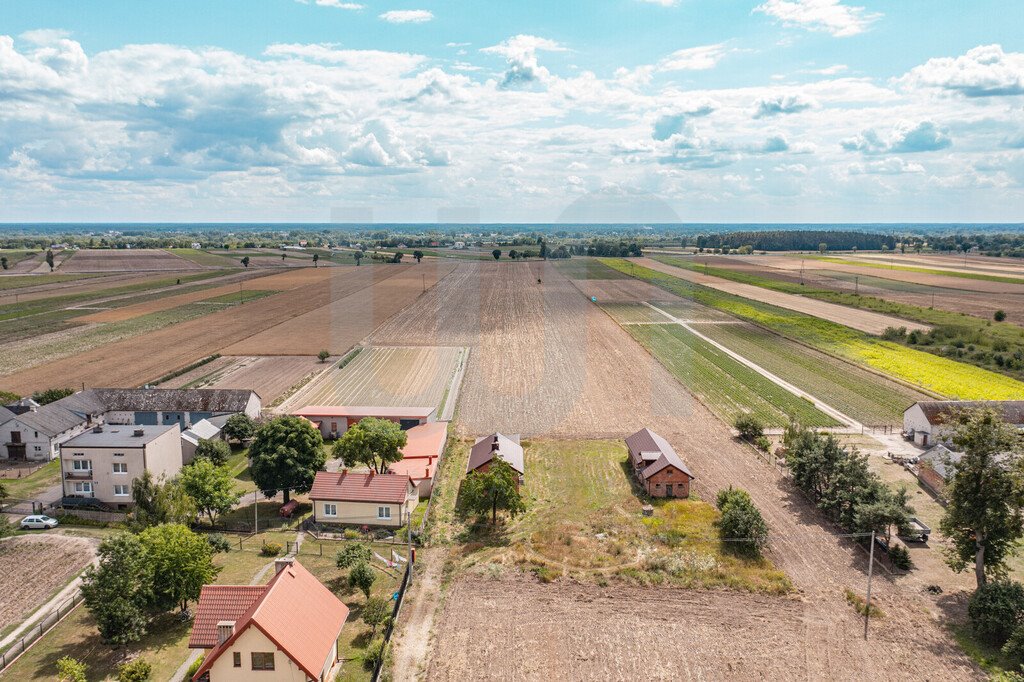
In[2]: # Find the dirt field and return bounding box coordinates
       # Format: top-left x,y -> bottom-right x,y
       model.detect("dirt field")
58,249 -> 203,273
851,252 -> 1024,277
637,257 -> 931,334
0,535 -> 94,632
281,345 -> 466,411
161,355 -> 328,403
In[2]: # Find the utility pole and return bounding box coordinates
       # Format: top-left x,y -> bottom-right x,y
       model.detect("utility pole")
422,273 -> 425,294
864,530 -> 875,640
854,276 -> 858,296
800,260 -> 804,285
254,484 -> 259,534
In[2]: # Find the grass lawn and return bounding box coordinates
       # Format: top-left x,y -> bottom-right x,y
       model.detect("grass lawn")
0,460 -> 60,500
434,438 -> 791,593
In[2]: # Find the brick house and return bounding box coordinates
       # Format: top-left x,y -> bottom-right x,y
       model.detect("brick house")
625,428 -> 695,498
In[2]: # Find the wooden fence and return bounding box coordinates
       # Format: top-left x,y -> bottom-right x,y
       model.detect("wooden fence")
0,593 -> 83,672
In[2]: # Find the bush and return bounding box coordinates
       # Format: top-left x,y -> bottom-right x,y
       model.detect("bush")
968,580 -> 1024,645
349,561 -> 376,598
716,487 -> 769,557
995,310 -> 1007,322
186,655 -> 204,679
1003,624 -> 1024,667
206,533 -> 232,553
118,658 -> 153,682
734,414 -> 763,441
343,528 -> 362,540
336,543 -> 372,568
56,656 -> 88,682
261,542 -> 282,557
880,326 -> 908,342
363,637 -> 390,670
754,435 -> 771,453
193,439 -> 231,466
887,544 -> 912,570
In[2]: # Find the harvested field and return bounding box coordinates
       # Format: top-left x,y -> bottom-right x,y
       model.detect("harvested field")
282,345 -> 466,411
58,248 -> 203,272
571,277 -> 682,303
0,535 -> 94,632
160,355 -> 327,403
851,252 -> 1024,277
637,257 -> 930,334
552,258 -> 630,279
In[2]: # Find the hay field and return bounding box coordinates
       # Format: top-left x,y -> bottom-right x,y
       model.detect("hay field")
58,248 -> 203,272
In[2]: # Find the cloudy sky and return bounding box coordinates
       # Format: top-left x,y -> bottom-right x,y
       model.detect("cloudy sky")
1,0 -> 1022,223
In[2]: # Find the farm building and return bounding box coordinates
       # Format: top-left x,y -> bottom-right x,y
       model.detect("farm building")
625,428 -> 695,499
180,418 -> 225,464
292,405 -> 437,439
189,557 -> 349,682
60,424 -> 183,509
466,433 -> 524,488
903,400 -> 1024,446
310,470 -> 418,527
0,388 -> 259,462
387,421 -> 448,497
916,444 -> 962,497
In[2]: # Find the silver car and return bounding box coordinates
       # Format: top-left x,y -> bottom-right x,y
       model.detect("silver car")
20,515 -> 59,530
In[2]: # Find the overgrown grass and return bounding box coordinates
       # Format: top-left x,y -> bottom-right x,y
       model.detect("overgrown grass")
554,258 -> 631,280
0,460 -> 61,499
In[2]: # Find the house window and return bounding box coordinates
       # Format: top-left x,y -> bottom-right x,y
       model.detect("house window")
655,483 -> 661,488
377,506 -> 391,520
72,452 -> 84,457
233,652 -> 241,668
73,482 -> 93,495
251,652 -> 275,671
113,452 -> 125,458
72,460 -> 92,472
114,485 -> 130,497
33,445 -> 41,452
324,503 -> 337,517
113,462 -> 128,474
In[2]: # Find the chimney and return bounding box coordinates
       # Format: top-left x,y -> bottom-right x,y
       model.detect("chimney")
133,429 -> 145,437
216,620 -> 235,645
92,426 -> 103,433
274,557 -> 295,574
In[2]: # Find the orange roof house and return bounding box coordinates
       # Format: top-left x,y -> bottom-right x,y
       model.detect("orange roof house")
625,428 -> 694,499
310,470 -> 418,528
292,406 -> 437,439
388,421 -> 448,497
189,558 -> 349,682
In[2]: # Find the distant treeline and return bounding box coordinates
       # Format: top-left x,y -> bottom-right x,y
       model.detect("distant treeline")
687,230 -> 897,252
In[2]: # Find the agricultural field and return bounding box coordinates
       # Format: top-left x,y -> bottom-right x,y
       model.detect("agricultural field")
552,258 -> 630,279
160,355 -> 327,404
167,248 -> 243,268
0,535 -> 95,634
58,249 -> 203,273
282,345 -> 467,413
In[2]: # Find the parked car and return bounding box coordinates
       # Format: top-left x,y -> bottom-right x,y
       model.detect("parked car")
20,515 -> 59,530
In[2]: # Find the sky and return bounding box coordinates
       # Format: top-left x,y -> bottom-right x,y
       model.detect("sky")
0,0 -> 1023,223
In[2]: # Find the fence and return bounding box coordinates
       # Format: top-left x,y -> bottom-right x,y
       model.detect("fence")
0,593 -> 83,672
372,560 -> 413,682
302,519 -> 414,545
0,497 -> 41,515
47,506 -> 128,524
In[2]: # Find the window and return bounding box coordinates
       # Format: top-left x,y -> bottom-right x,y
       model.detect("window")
33,445 -> 41,452
251,652 -> 275,671
324,503 -> 337,517
112,462 -> 128,474
114,485 -> 129,497
72,460 -> 92,472
73,482 -> 93,494
233,652 -> 241,668
113,452 -> 125,458
377,506 -> 391,520
655,483 -> 661,488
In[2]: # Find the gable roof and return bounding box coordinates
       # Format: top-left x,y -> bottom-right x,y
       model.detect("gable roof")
625,428 -> 695,480
401,422 -> 448,459
0,405 -> 16,425
182,419 -> 222,446
188,585 -> 267,648
192,560 -> 349,681
94,388 -> 258,413
467,433 -> 524,475
14,405 -> 91,437
919,444 -> 962,481
293,405 -> 436,419
310,470 -> 413,503
909,400 -> 1024,426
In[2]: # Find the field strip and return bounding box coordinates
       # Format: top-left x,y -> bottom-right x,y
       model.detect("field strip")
620,320 -> 744,325
643,302 -> 861,430
439,347 -> 469,421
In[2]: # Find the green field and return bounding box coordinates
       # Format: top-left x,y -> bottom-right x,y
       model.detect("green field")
168,248 -> 242,267
602,258 -> 1024,400
625,322 -> 838,427
0,273 -> 102,291
554,258 -> 631,279
809,255 -> 1024,285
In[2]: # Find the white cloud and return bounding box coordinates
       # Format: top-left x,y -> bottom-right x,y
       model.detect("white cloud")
898,44 -> 1024,97
805,64 -> 847,75
379,10 -> 434,24
754,0 -> 881,38
753,93 -> 816,118
636,0 -> 679,6
848,157 -> 925,175
842,121 -> 952,154
296,0 -> 365,8
481,35 -> 566,88
659,44 -> 730,71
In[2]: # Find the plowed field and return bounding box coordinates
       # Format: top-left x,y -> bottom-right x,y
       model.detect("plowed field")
0,535 -> 94,632
59,249 -> 202,272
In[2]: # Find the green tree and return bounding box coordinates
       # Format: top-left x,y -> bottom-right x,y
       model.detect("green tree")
312,253 -> 319,268
349,561 -> 376,598
129,472 -> 196,530
940,408 -> 1024,588
46,249 -> 55,271
362,595 -> 391,635
968,580 -> 1024,645
180,459 -> 241,526
818,242 -> 827,254
715,487 -> 769,557
354,251 -> 363,266
492,249 -> 501,260
249,416 -> 326,503
56,656 -> 88,682
413,250 -> 424,263
193,438 -> 230,466
853,486 -> 913,543
240,256 -> 250,268
539,241 -> 547,259
332,417 -> 407,474
31,387 -> 74,405
733,414 -> 764,442
81,533 -> 153,645
222,413 -> 257,443
995,310 -> 1007,322
318,349 -> 330,363
336,543 -> 373,568
460,459 -> 525,525
509,249 -> 519,260
117,658 -> 153,682
0,256 -> 8,270
139,524 -> 218,613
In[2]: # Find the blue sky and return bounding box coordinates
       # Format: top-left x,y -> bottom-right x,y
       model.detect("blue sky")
0,0 -> 1022,222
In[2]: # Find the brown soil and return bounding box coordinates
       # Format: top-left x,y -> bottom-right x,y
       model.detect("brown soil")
59,249 -> 203,273
184,355 -> 328,403
0,535 -> 94,632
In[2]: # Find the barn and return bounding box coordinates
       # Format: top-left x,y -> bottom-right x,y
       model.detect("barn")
625,428 -> 694,499
903,400 -> 1024,447
292,405 -> 437,440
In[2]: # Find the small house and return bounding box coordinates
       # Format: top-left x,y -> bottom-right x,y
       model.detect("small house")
180,418 -> 225,464
189,558 -> 349,682
310,471 -> 418,527
387,421 -> 448,498
916,444 -> 962,497
903,400 -> 1024,447
625,428 -> 695,498
292,405 -> 437,440
466,433 -> 524,488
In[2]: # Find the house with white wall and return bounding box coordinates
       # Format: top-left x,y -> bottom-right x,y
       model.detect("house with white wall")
903,400 -> 1024,447
310,471 -> 417,528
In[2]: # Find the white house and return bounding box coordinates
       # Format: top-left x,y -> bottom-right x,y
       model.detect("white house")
903,400 -> 1024,447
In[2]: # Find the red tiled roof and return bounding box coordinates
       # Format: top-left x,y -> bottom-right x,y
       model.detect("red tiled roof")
188,585 -> 266,648
389,456 -> 437,482
192,560 -> 349,681
293,405 -> 436,419
310,470 -> 412,503
401,422 -> 448,459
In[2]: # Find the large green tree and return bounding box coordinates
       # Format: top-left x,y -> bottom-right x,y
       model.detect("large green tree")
139,524 -> 218,613
715,487 -> 769,557
193,438 -> 230,466
249,416 -> 326,503
180,459 -> 241,526
460,459 -> 525,525
129,471 -> 196,530
31,387 -> 74,405
80,533 -> 153,645
222,413 -> 257,443
940,408 -> 1024,588
332,417 -> 407,474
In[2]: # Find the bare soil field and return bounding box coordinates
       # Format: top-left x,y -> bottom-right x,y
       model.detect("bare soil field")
0,265 -> 435,394
282,345 -> 466,411
0,272 -> 168,306
851,252 -> 1024,277
0,535 -> 94,632
570,276 -> 683,303
637,257 -> 931,334
177,355 -> 328,403
58,248 -> 203,273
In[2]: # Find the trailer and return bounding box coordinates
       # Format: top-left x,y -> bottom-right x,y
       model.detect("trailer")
898,517 -> 930,543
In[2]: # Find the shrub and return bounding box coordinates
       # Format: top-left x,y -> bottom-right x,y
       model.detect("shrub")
56,656 -> 88,682
734,414 -> 763,442
349,560 -> 376,598
206,533 -> 232,553
363,637 -> 390,670
716,487 -> 769,557
186,655 -> 204,679
336,543 -> 372,568
880,326 -> 908,342
118,658 -> 153,682
261,542 -> 282,557
754,435 -> 771,453
995,310 -> 1007,322
968,580 -> 1024,645
193,439 -> 231,466
887,544 -> 912,571
343,528 -> 361,540
1003,624 -> 1024,667
531,564 -> 557,583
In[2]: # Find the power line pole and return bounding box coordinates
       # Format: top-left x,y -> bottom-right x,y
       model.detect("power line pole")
854,276 -> 858,296
864,530 -> 875,640
254,484 -> 259,534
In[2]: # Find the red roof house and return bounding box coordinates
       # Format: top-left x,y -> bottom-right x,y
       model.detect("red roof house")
310,470 -> 417,528
189,558 -> 349,682
625,428 -> 694,498
387,421 -> 448,497
292,405 -> 437,439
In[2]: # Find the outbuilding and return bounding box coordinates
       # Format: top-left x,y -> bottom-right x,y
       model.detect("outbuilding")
292,405 -> 437,440
466,433 -> 524,489
903,400 -> 1024,447
625,428 -> 695,499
